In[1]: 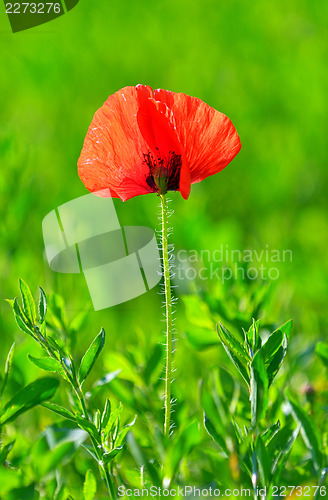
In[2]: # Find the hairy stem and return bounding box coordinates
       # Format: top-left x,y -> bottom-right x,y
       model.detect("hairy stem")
160,194 -> 173,438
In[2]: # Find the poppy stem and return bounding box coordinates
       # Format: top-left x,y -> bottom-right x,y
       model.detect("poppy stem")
160,194 -> 173,438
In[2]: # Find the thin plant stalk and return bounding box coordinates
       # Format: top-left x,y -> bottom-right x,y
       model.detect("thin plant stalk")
75,387 -> 116,499
251,440 -> 259,500
160,194 -> 173,438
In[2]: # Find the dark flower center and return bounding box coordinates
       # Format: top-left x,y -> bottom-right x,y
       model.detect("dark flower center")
144,150 -> 182,194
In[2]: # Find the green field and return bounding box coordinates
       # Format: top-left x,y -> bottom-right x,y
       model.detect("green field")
1,1 -> 328,498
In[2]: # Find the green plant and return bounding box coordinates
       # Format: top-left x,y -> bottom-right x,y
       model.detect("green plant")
7,279 -> 134,499
202,319 -> 328,499
0,342 -> 59,467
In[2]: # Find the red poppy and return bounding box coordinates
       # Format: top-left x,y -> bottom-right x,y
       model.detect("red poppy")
78,85 -> 241,201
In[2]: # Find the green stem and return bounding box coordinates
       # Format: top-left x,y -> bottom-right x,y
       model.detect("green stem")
249,355 -> 258,500
67,386 -> 115,496
251,440 -> 258,500
75,388 -> 115,499
44,343 -> 116,498
160,194 -> 173,438
101,464 -> 116,499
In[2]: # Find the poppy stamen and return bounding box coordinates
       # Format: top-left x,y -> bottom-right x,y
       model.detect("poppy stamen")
144,151 -> 182,195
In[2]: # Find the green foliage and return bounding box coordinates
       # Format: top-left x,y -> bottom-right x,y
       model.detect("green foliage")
3,281 -> 135,499
0,377 -> 59,425
287,392 -> 323,474
0,342 -> 15,400
78,328 -> 105,386
206,318 -> 328,496
2,281 -> 328,496
83,470 -> 97,500
19,278 -> 36,326
316,343 -> 328,368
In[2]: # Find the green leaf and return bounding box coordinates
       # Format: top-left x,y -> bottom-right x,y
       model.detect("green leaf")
185,327 -> 219,350
47,336 -> 66,358
103,446 -> 124,464
91,371 -> 121,395
4,299 -> 14,308
48,293 -> 67,327
81,445 -> 98,461
221,346 -> 250,387
266,336 -> 288,386
287,392 -> 322,473
218,323 -> 251,362
103,403 -> 123,438
232,418 -> 243,444
19,278 -> 36,325
144,344 -> 163,384
100,398 -> 111,430
204,414 -> 228,455
182,295 -> 214,329
0,377 -> 59,425
261,421 -> 280,445
0,467 -> 22,493
250,352 -> 269,426
126,432 -> 161,486
316,342 -> 328,368
256,435 -> 271,486
201,381 -> 227,433
38,287 -> 47,324
76,415 -> 100,442
217,324 -> 250,386
70,309 -> 89,333
246,319 -> 261,352
270,425 -> 300,477
166,420 -> 202,479
42,402 -> 76,422
116,416 -> 137,447
261,329 -> 284,363
94,409 -> 101,431
62,355 -> 76,380
54,484 -> 66,500
267,422 -> 293,457
78,328 -> 105,385
0,342 -> 15,399
83,470 -> 97,500
0,440 -> 15,465
13,298 -> 35,337
262,321 -> 292,387
36,441 -> 78,479
274,319 -> 293,340
28,355 -> 67,378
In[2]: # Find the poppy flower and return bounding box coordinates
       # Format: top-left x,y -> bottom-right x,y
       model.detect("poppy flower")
78,85 -> 241,201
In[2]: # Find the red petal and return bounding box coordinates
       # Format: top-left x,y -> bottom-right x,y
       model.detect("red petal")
179,160 -> 191,199
154,89 -> 241,184
137,98 -> 191,198
78,85 -> 155,201
137,98 -> 182,159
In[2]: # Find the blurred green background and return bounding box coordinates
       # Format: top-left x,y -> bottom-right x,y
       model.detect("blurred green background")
0,0 -> 327,493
